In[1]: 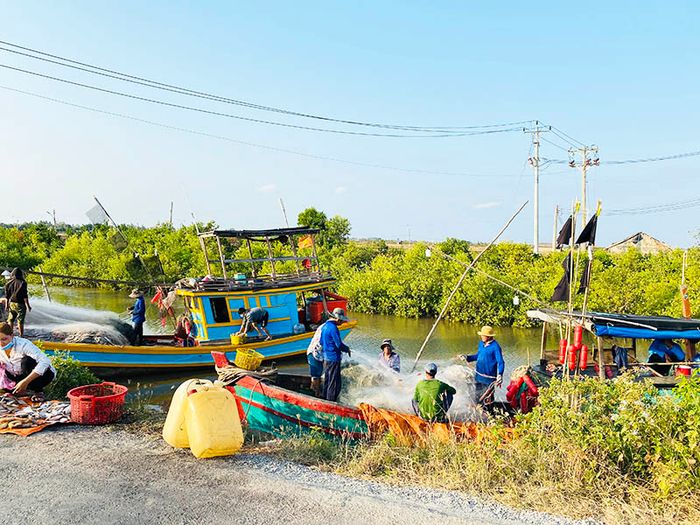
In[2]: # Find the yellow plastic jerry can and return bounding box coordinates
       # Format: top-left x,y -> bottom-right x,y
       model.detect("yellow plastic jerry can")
184,383 -> 244,459
162,379 -> 213,448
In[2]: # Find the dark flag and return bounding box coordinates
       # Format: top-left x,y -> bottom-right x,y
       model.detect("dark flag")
578,258 -> 592,294
551,253 -> 572,302
555,216 -> 573,248
578,246 -> 594,294
575,214 -> 598,246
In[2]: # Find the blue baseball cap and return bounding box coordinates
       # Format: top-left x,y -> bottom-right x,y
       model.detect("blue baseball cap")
425,362 -> 438,376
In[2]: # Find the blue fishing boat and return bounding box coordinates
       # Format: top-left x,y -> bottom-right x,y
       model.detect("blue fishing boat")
40,227 -> 355,374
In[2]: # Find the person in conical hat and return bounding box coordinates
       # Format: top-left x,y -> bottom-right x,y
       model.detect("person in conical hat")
378,338 -> 400,373
460,325 -> 505,410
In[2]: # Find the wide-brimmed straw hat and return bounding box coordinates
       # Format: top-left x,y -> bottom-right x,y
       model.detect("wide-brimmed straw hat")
330,307 -> 349,322
477,325 -> 496,337
129,289 -> 144,298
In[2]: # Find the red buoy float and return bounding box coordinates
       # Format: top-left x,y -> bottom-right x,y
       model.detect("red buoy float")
558,339 -> 567,364
573,325 -> 583,348
522,374 -> 539,396
579,344 -> 589,370
568,344 -> 577,371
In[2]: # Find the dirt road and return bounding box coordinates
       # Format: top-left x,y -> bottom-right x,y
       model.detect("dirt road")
1,427 -> 589,525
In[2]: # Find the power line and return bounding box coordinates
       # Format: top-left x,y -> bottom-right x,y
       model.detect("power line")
547,125 -> 587,147
544,148 -> 700,166
0,39 -> 532,133
605,150 -> 700,164
0,84 -> 529,179
607,197 -> 700,216
540,135 -> 570,151
3,63 -> 522,138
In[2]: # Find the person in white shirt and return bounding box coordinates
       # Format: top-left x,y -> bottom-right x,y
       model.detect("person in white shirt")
0,322 -> 56,397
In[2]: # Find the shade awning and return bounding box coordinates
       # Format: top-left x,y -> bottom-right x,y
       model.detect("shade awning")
527,308 -> 700,340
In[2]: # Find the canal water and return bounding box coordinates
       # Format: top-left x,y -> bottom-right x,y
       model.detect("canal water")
27,286 -> 544,407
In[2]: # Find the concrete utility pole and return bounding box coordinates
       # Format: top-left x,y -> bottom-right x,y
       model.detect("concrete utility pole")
523,121 -> 551,254
46,209 -> 57,228
568,145 -> 599,223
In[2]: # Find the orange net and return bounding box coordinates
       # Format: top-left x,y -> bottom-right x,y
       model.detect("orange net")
358,403 -> 497,446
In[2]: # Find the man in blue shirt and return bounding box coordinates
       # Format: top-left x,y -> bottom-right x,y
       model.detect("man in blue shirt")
460,325 -> 505,409
127,289 -> 146,346
647,339 -> 684,375
321,307 -> 351,402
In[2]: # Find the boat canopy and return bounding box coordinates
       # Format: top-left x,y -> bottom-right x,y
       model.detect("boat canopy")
527,309 -> 700,341
201,227 -> 320,239
195,226 -> 332,291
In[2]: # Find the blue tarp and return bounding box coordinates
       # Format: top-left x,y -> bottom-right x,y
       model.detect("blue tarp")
593,324 -> 700,340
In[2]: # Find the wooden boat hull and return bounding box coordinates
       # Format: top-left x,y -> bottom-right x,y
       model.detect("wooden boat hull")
228,374 -> 369,440
37,322 -> 356,374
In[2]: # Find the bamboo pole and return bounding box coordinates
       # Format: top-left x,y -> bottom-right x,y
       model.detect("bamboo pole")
410,201 -> 528,373
246,239 -> 257,278
540,322 -> 547,362
215,237 -> 228,280
199,236 -> 212,276
310,235 -> 320,274
38,266 -> 51,302
564,202 -> 578,379
289,237 -> 301,276
265,237 -> 277,279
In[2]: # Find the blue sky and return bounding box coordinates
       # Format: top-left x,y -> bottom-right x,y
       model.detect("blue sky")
1,1 -> 699,246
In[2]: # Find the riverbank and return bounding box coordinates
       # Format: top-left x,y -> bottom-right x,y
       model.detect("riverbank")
2,425 -> 587,525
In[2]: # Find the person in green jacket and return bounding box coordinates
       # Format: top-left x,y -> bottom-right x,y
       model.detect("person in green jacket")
412,363 -> 456,423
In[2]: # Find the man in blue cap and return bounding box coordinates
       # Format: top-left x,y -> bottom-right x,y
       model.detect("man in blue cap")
412,363 -> 456,423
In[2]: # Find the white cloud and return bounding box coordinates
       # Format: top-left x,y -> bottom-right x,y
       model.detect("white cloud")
335,186 -> 347,194
474,201 -> 501,209
257,183 -> 277,193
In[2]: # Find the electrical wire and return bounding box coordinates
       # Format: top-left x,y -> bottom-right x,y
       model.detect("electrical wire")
2,63 -> 523,138
540,136 -> 570,152
544,148 -> 700,166
606,197 -> 700,216
0,84 -> 528,179
0,39 -> 532,133
547,125 -> 586,147
605,150 -> 700,164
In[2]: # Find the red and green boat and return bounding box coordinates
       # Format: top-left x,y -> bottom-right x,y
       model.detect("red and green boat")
228,374 -> 369,440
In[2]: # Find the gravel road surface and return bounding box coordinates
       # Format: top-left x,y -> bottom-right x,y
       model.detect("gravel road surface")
1,427 -> 596,525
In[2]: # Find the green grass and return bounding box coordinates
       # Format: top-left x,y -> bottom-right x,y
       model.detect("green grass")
270,374 -> 700,525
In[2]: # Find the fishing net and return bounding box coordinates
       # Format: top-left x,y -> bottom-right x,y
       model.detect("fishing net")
22,299 -> 134,345
337,353 -> 484,422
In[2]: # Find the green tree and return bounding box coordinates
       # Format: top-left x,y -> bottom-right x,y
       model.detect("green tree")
297,207 -> 351,249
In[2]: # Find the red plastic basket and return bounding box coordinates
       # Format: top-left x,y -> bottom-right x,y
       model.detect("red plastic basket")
67,382 -> 128,425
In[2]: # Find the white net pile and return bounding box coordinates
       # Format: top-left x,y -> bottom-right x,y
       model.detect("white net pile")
338,351 -> 483,421
21,299 -> 134,345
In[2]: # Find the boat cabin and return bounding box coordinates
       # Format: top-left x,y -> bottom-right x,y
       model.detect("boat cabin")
528,308 -> 700,387
176,227 -> 347,344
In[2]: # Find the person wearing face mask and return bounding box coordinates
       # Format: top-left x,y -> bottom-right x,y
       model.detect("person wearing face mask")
0,322 -> 56,399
